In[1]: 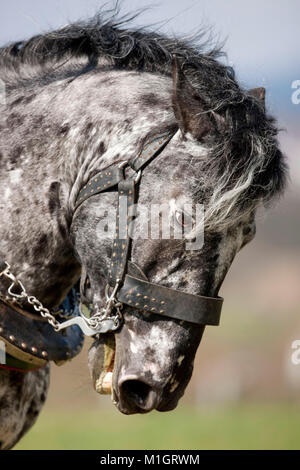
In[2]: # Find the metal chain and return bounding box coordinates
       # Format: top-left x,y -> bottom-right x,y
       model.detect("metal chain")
0,261 -> 123,335
0,262 -> 60,331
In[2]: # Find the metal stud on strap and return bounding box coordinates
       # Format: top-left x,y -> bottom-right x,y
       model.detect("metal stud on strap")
74,166 -> 124,211
129,131 -> 175,172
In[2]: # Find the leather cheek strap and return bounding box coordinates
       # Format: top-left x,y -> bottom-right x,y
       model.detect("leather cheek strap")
117,275 -> 223,326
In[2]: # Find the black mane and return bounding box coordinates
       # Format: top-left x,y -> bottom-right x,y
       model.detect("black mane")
0,11 -> 236,102
0,12 -> 223,71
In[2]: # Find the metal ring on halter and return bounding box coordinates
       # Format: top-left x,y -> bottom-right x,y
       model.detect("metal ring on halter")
134,170 -> 142,184
118,160 -> 128,169
105,279 -> 121,301
8,279 -> 26,299
0,261 -> 10,278
1,265 -> 27,299
118,160 -> 140,183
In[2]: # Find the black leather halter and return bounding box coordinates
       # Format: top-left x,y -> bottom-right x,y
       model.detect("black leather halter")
74,129 -> 223,328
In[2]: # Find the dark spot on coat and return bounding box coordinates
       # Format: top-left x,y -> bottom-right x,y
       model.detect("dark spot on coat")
59,124 -> 70,135
243,225 -> 252,236
98,76 -> 115,86
38,233 -> 48,247
123,119 -> 132,132
84,122 -> 93,136
31,114 -> 44,130
10,146 -> 23,165
28,407 -> 39,419
141,93 -> 160,107
11,96 -> 25,107
23,247 -> 29,258
11,94 -> 34,107
97,141 -> 106,155
8,372 -> 24,393
212,253 -> 219,262
32,233 -> 48,257
58,222 -> 67,238
7,113 -> 23,128
48,181 -> 60,214
177,279 -> 187,289
24,94 -> 35,105
0,396 -> 10,409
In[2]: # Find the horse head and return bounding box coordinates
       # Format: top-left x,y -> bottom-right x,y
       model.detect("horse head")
70,59 -> 285,414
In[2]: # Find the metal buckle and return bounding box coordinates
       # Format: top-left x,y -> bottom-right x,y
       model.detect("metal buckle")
118,160 -> 141,184
118,160 -> 128,169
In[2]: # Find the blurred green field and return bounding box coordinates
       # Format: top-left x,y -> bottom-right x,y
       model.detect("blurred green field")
15,403 -> 300,450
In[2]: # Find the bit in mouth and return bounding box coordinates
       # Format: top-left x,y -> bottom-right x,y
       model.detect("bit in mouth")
94,333 -> 115,395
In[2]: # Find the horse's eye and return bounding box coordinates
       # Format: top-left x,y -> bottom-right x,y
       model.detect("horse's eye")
175,209 -> 194,229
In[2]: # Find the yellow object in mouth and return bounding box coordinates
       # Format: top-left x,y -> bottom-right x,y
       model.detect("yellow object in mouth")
95,334 -> 115,395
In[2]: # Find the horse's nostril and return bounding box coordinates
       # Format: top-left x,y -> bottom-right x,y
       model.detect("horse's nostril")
120,379 -> 159,412
122,380 -> 149,404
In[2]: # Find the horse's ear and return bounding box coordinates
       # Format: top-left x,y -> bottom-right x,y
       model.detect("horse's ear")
248,87 -> 266,109
172,56 -> 215,140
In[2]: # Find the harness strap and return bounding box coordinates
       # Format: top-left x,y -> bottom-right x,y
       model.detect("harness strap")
108,179 -> 136,286
128,131 -> 175,172
0,353 -> 46,373
74,166 -> 124,211
117,274 -> 223,326
74,131 -> 176,212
